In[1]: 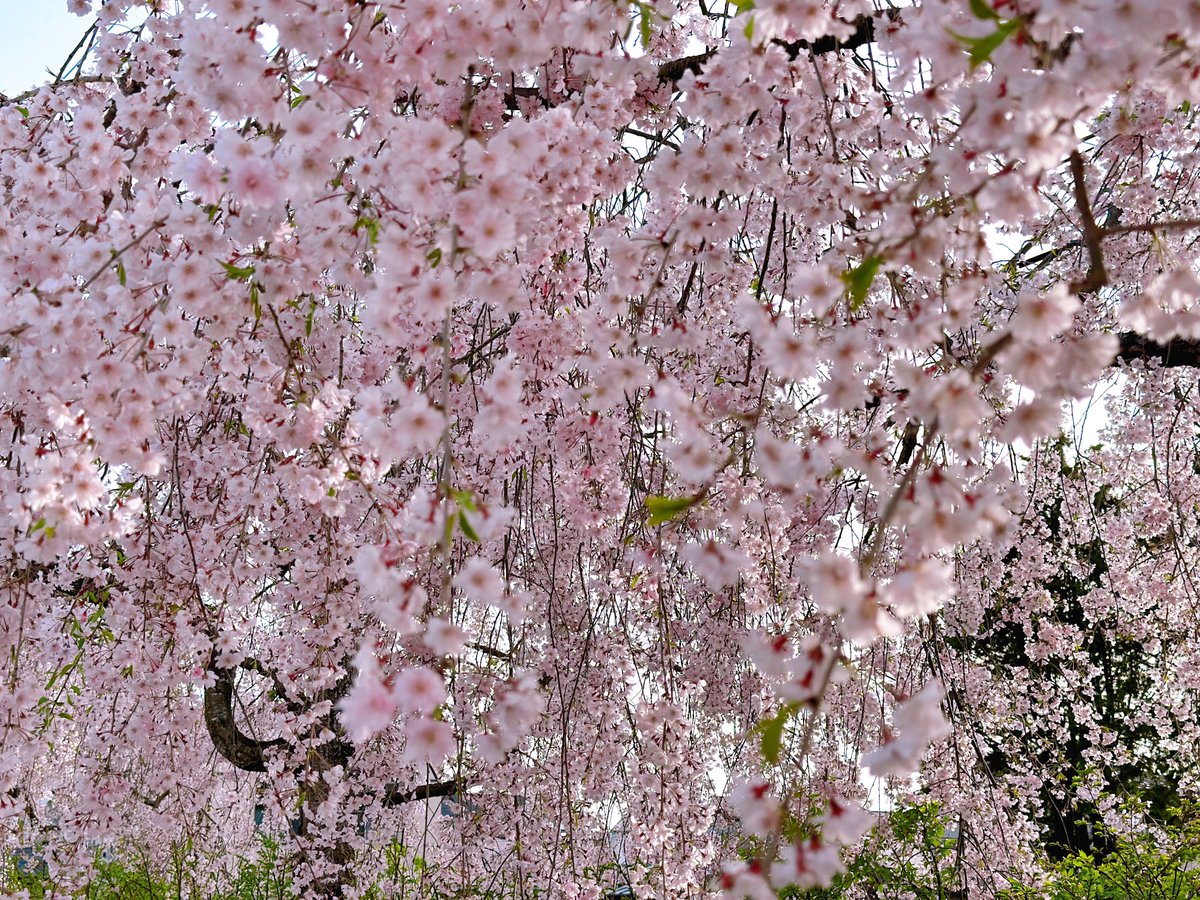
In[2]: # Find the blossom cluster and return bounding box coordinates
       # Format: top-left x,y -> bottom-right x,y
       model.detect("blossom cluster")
3,0 -> 1200,897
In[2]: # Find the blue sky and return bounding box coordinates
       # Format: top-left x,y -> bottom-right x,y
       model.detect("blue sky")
0,1 -> 94,96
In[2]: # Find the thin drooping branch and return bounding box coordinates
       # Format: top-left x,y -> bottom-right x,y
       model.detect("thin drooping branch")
203,666 -> 287,773
382,778 -> 462,806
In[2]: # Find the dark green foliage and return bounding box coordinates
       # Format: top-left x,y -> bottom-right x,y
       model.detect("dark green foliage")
946,444 -> 1184,862
1002,805 -> 1200,900
4,835 -> 291,900
775,802 -> 964,899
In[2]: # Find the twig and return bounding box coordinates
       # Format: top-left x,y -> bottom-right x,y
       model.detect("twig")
79,218 -> 167,292
0,74 -> 112,108
810,51 -> 840,160
53,22 -> 100,85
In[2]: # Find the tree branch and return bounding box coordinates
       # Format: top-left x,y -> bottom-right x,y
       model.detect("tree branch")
497,13 -> 891,114
655,14 -> 886,85
239,657 -> 307,715
1068,151 -> 1107,295
1116,332 -> 1200,369
656,51 -> 717,85
777,12 -> 884,60
382,778 -> 462,806
203,666 -> 287,773
1103,217 -> 1200,236
0,74 -> 112,107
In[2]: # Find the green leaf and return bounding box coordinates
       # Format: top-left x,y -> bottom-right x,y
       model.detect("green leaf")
116,260 -> 127,286
637,1 -> 653,49
427,247 -> 443,268
16,105 -> 29,118
842,255 -> 883,312
221,261 -> 256,281
756,702 -> 800,765
743,14 -> 755,40
951,17 -> 1021,69
458,511 -> 480,543
354,216 -> 379,246
451,488 -> 478,512
645,494 -> 696,527
968,0 -> 999,20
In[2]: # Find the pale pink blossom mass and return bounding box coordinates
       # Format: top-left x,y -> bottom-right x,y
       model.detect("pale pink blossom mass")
2,0 -> 1200,897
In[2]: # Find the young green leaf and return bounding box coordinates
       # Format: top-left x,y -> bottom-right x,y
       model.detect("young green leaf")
458,511 -> 480,543
968,0 -> 998,20
355,216 -> 380,245
842,255 -> 883,312
221,261 -> 256,281
645,494 -> 696,527
451,488 -> 478,512
951,17 -> 1021,69
757,702 -> 800,765
637,1 -> 653,49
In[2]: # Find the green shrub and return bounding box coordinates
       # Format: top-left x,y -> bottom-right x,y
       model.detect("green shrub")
1002,805 -> 1200,900
3,834 -> 291,900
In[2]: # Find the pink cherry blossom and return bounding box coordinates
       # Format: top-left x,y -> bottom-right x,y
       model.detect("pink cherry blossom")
401,717 -> 456,765
392,665 -> 447,714
4,1 -> 1198,896
339,667 -> 400,744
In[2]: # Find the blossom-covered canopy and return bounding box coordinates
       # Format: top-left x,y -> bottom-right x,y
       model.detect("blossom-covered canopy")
4,0 -> 1200,897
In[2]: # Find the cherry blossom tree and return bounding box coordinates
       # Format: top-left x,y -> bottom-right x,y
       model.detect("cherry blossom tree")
4,0 -> 1200,897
